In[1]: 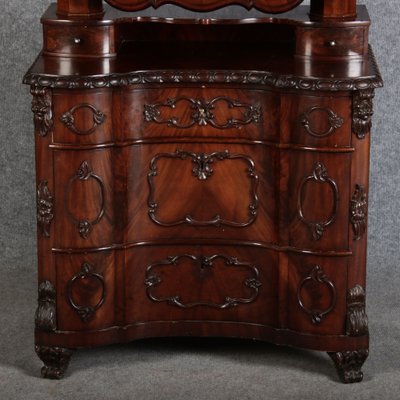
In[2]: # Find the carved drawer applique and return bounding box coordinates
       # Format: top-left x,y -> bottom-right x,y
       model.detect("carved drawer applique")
300,106 -> 344,138
144,96 -> 262,129
60,103 -> 106,135
67,262 -> 106,323
65,161 -> 105,239
148,149 -> 259,227
145,254 -> 262,309
297,265 -> 337,324
297,162 -> 339,240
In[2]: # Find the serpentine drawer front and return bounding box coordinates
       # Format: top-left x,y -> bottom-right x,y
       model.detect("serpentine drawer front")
25,0 -> 382,384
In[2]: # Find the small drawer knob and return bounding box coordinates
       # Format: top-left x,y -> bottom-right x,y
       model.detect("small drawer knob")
73,37 -> 82,45
327,40 -> 337,48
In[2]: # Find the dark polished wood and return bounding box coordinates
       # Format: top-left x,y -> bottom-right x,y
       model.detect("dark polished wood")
25,0 -> 381,383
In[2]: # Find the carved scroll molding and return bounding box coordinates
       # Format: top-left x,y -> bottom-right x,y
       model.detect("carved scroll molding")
37,180 -> 53,238
35,281 -> 56,331
353,89 -> 374,139
297,265 -> 337,324
148,149 -> 259,227
60,103 -> 106,135
144,96 -> 261,129
350,184 -> 367,241
300,106 -> 344,138
297,162 -> 339,240
35,345 -> 74,380
145,254 -> 262,309
346,285 -> 368,336
67,262 -> 106,323
30,87 -> 53,137
328,349 -> 369,383
65,161 -> 105,239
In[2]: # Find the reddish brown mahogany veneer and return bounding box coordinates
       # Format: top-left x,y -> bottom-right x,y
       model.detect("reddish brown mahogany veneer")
25,0 -> 382,383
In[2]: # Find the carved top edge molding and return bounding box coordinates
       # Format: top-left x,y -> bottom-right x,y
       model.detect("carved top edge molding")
24,48 -> 382,92
24,69 -> 383,92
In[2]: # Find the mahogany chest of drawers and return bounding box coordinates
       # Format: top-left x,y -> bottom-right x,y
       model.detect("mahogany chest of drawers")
24,0 -> 382,383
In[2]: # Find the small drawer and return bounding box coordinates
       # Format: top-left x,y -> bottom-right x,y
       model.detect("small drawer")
296,27 -> 368,58
286,254 -> 348,335
55,251 -> 115,331
114,87 -> 279,142
53,89 -> 113,145
124,245 -> 279,326
43,24 -> 115,57
125,142 -> 278,244
280,93 -> 351,148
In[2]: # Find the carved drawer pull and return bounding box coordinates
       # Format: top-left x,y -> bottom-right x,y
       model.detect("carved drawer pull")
67,262 -> 106,323
300,106 -> 344,138
65,161 -> 105,239
60,103 -> 106,135
145,254 -> 262,309
297,162 -> 339,240
144,96 -> 262,130
297,265 -> 337,324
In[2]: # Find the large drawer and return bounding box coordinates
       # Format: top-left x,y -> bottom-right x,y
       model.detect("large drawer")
124,245 -> 279,326
114,87 -> 279,142
125,142 -> 278,244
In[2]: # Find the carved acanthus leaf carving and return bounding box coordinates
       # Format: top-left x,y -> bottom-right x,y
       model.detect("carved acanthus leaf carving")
67,262 -> 106,323
37,180 -> 53,237
65,161 -> 105,239
297,265 -> 337,324
346,285 -> 368,336
328,350 -> 369,383
144,96 -> 261,129
297,162 -> 339,240
60,103 -> 106,135
350,184 -> 367,241
30,87 -> 53,137
35,280 -> 56,332
353,89 -> 374,139
148,149 -> 259,227
145,254 -> 262,309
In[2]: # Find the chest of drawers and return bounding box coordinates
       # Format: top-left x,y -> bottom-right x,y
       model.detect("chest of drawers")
24,0 -> 382,383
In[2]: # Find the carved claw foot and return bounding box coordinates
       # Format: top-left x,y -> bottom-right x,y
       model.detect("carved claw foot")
35,345 -> 74,379
328,349 -> 368,383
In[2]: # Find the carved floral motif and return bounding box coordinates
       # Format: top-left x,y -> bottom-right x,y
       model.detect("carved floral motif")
145,254 -> 262,309
30,87 -> 53,137
37,180 -> 53,237
350,184 -> 367,240
144,96 -> 261,129
67,262 -> 106,323
297,162 -> 339,240
346,285 -> 368,336
148,149 -> 259,227
35,280 -> 56,331
353,89 -> 374,139
297,265 -> 337,324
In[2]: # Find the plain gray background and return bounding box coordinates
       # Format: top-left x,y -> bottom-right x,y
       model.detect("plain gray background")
0,1 -> 399,399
